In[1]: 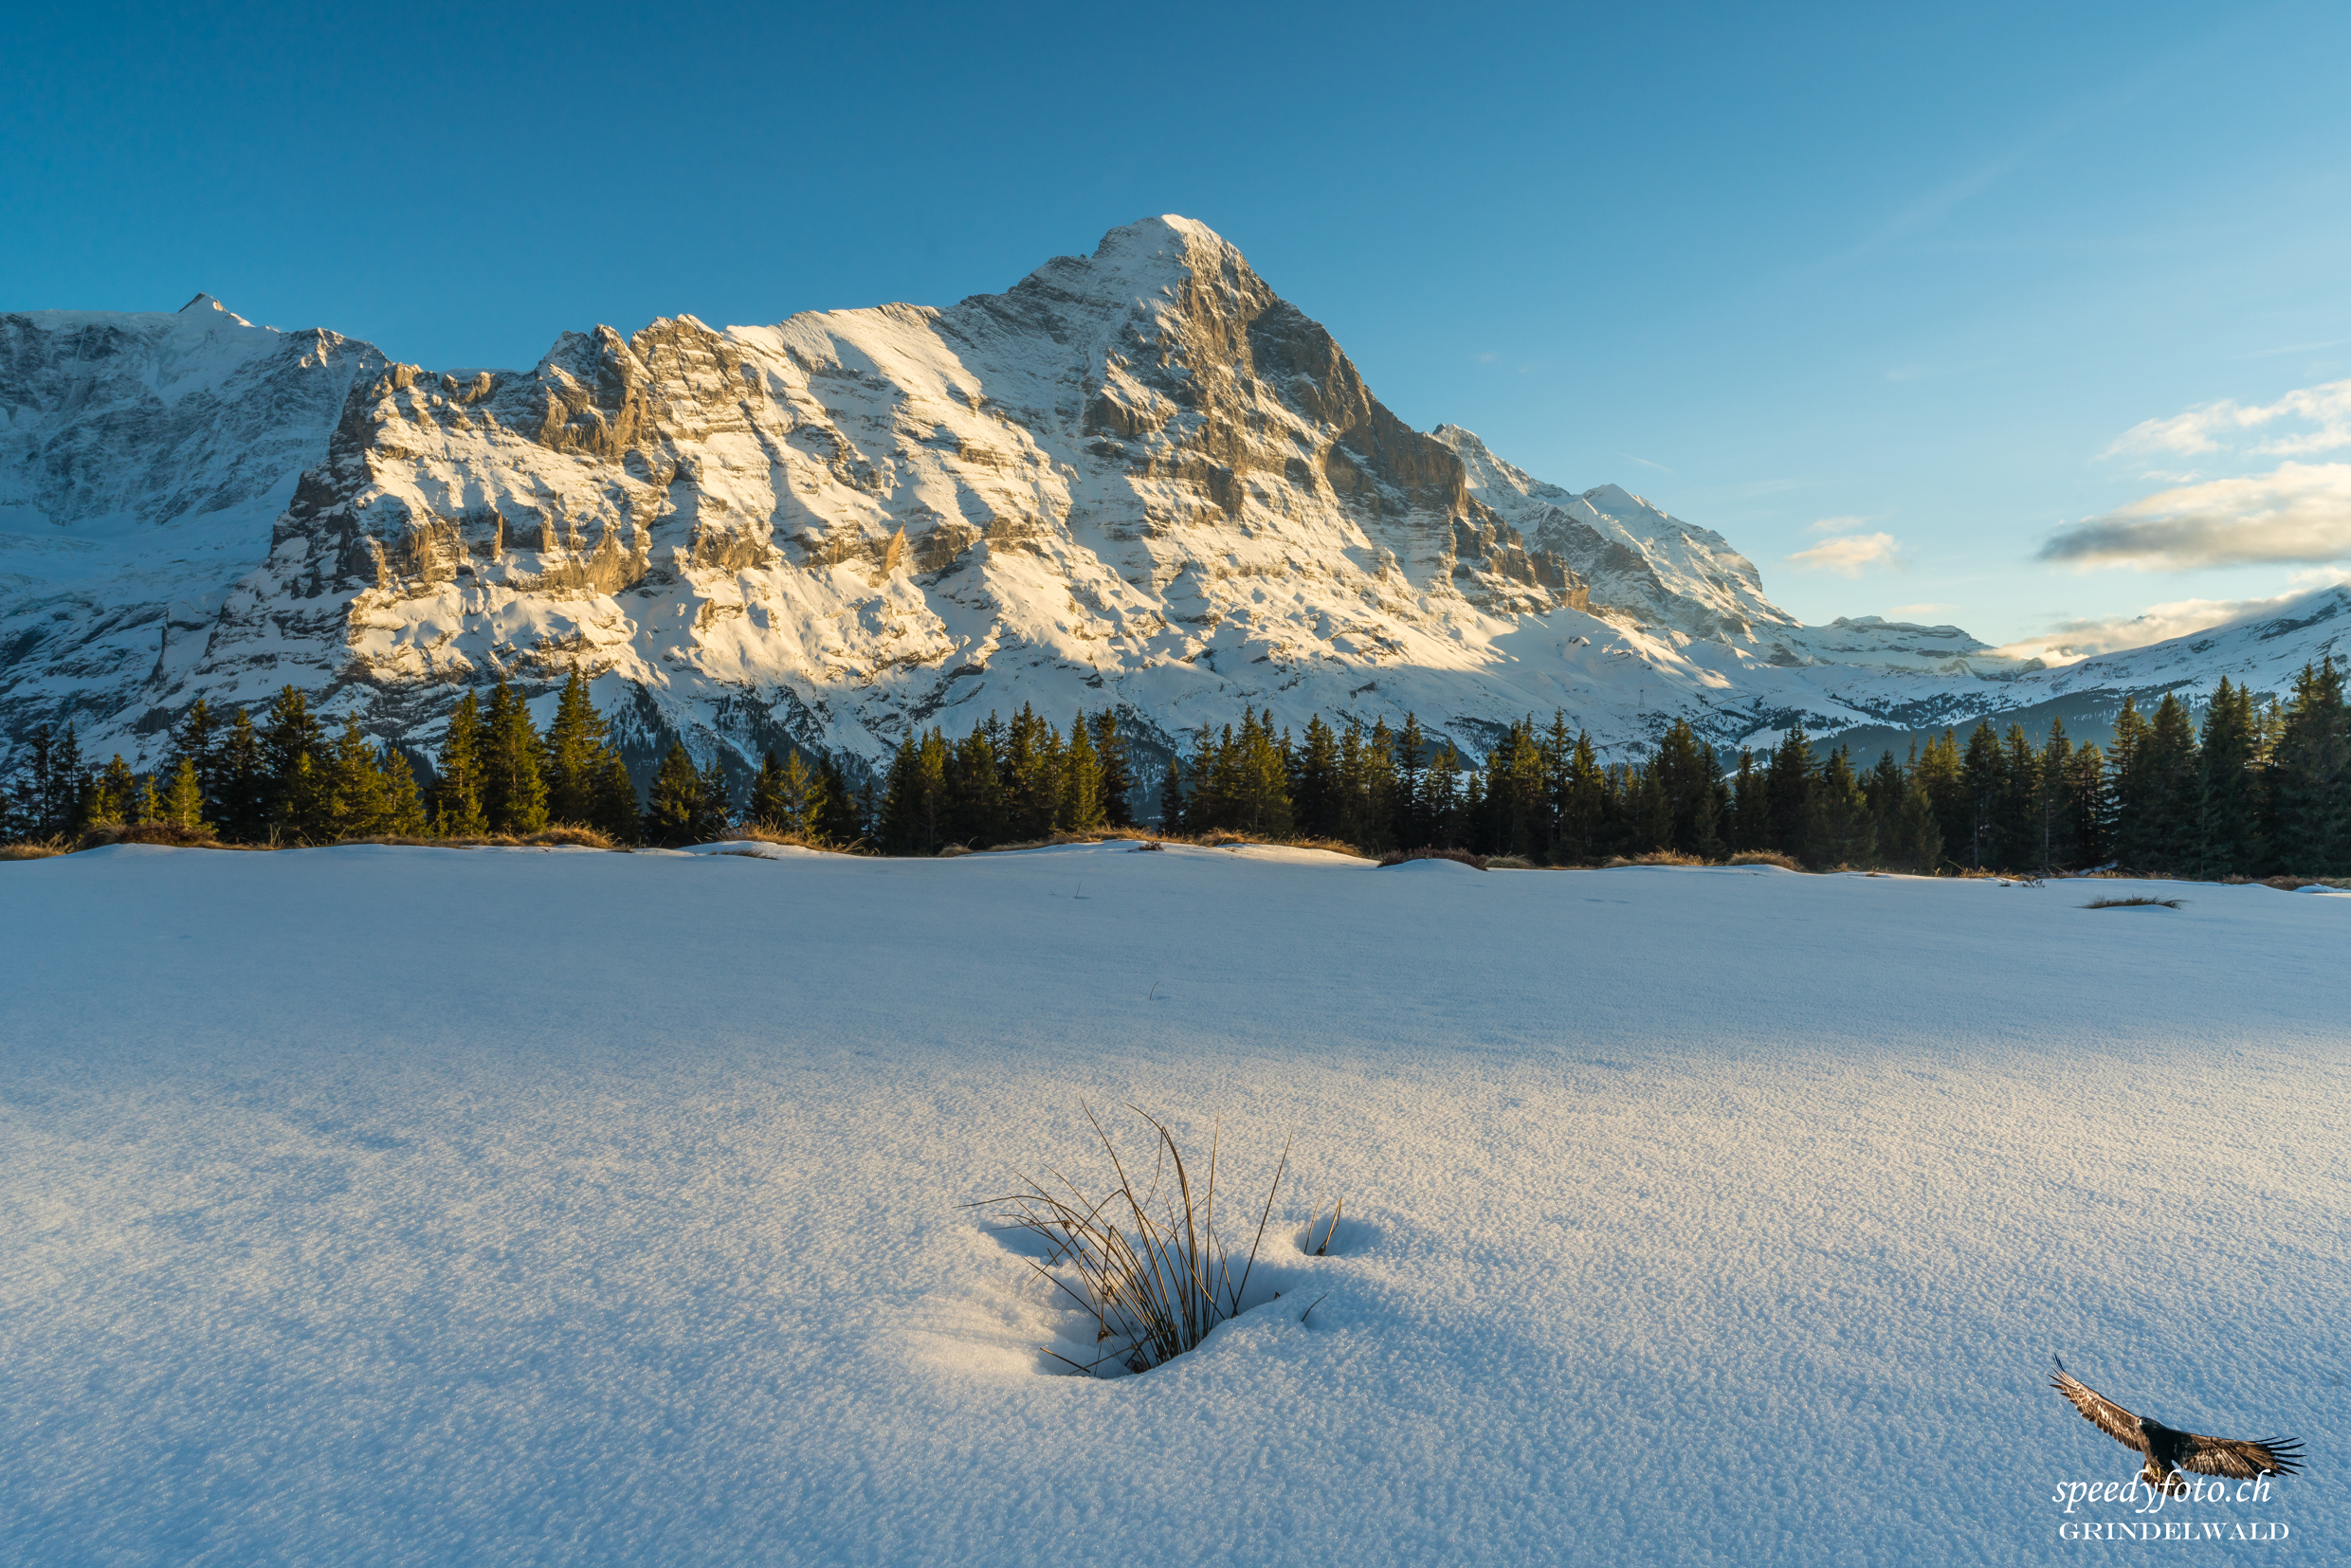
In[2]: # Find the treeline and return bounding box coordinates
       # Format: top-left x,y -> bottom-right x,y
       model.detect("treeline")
877,661 -> 2351,876
11,661 -> 2349,873
0,670 -> 859,849
874,707 -> 1139,853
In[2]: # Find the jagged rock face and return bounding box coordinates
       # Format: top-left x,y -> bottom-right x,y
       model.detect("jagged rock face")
1436,426 -> 1792,643
1,299 -> 377,750
151,218 -> 1596,773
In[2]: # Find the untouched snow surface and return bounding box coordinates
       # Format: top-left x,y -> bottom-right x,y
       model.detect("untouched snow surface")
2,844 -> 2343,1564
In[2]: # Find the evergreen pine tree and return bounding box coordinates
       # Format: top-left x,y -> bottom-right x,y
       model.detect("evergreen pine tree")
171,699 -> 220,822
433,695 -> 489,838
158,757 -> 210,833
1763,721 -> 1813,860
2137,694 -> 2201,872
216,710 -> 268,842
1061,714 -> 1104,831
479,681 -> 549,834
1426,742 -> 1466,848
1958,721 -> 2005,870
2035,721 -> 2075,871
646,741 -> 704,847
318,718 -> 392,840
1558,731 -> 1608,864
692,752 -> 733,841
543,670 -> 612,825
2107,697 -> 2150,867
1996,724 -> 2039,869
1912,730 -> 1966,868
2196,678 -> 2263,877
1157,754 -> 1187,833
51,724 -> 91,838
1392,714 -> 1427,848
750,748 -> 828,836
1002,706 -> 1058,840
90,755 -> 138,824
2066,741 -> 2111,867
1860,750 -> 1906,857
2267,659 -> 2350,874
1091,711 -> 1137,830
382,748 -> 429,836
749,749 -> 789,828
1730,748 -> 1768,852
949,724 -> 1007,847
816,756 -> 862,847
592,750 -> 641,843
262,686 -> 326,841
1889,765 -> 1944,874
1804,746 -> 1874,868
1292,715 -> 1339,838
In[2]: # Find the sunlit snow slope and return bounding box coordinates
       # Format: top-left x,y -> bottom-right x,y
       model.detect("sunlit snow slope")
2,844 -> 2342,1565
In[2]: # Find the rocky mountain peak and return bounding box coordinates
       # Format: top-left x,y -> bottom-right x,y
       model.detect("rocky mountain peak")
8,218 -> 2331,789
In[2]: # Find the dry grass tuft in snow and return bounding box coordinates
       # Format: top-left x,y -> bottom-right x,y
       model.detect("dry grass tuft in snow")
723,824 -> 862,853
974,1106 -> 1291,1377
2084,894 -> 2186,909
1727,849 -> 1803,870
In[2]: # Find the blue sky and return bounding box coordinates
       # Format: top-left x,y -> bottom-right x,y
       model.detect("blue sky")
9,0 -> 2350,648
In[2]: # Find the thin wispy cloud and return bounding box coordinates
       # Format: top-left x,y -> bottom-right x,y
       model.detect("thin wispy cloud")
2041,462 -> 2351,570
1994,572 -> 2351,664
1627,454 -> 1674,474
2104,378 -> 2351,459
1790,532 -> 1902,575
1808,514 -> 1872,533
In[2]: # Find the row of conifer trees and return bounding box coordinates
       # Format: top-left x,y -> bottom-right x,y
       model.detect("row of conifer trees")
0,670 -> 860,849
9,660 -> 2349,873
871,661 -> 2351,876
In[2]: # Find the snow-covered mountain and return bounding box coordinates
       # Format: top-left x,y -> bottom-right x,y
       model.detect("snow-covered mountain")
5,218 -> 2346,787
2,298 -> 378,752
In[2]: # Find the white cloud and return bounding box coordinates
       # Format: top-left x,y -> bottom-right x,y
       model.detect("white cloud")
2039,462 -> 2351,569
1789,532 -> 1902,575
2104,378 -> 2351,459
1993,572 -> 2351,665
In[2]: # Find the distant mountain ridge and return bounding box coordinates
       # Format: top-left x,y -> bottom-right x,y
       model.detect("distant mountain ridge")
5,218 -> 2345,789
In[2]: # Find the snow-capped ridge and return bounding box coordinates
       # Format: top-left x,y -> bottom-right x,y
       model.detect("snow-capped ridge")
5,217 -> 2340,784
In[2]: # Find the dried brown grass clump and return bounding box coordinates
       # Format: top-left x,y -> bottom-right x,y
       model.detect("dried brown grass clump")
1727,849 -> 1802,871
1378,847 -> 1487,870
1484,854 -> 1538,869
2084,894 -> 2185,909
981,831 -> 1112,852
723,824 -> 862,853
969,828 -> 1375,860
2225,873 -> 2351,891
72,822 -> 232,851
1,840 -> 68,861
974,1107 -> 1290,1377
341,825 -> 620,850
1605,848 -> 1709,868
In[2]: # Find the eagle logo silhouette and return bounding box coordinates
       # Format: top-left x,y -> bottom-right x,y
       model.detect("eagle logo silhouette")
2050,1357 -> 2305,1490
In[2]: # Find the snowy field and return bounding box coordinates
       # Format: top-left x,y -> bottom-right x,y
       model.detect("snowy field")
3,842 -> 2343,1566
